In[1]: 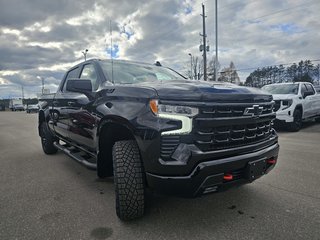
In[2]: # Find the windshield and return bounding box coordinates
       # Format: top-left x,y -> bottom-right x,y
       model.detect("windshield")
262,84 -> 299,94
99,61 -> 185,84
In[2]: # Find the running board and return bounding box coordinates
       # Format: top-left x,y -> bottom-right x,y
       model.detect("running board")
54,142 -> 97,170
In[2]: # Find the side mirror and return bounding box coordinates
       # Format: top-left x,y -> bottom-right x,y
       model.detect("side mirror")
66,79 -> 92,93
303,91 -> 313,98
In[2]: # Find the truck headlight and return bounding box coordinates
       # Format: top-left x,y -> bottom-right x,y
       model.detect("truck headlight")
282,99 -> 293,110
158,104 -> 198,117
149,100 -> 198,135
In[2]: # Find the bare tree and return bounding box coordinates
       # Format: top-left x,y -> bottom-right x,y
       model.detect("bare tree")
207,56 -> 220,81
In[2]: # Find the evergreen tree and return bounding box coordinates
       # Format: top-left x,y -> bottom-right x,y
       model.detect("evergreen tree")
246,59 -> 318,87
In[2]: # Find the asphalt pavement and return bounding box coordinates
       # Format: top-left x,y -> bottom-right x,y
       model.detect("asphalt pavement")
0,112 -> 320,240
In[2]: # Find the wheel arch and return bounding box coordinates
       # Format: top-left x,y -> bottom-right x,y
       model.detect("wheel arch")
38,110 -> 46,136
96,116 -> 137,177
294,104 -> 303,117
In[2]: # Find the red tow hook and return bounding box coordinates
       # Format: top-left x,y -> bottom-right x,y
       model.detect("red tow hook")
223,174 -> 233,181
267,158 -> 276,164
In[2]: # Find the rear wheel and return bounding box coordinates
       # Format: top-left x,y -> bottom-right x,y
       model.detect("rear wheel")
288,109 -> 302,132
40,122 -> 58,154
112,140 -> 145,221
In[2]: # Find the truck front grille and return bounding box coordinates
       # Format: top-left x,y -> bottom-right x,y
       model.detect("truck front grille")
160,102 -> 275,158
193,103 -> 275,151
194,120 -> 272,151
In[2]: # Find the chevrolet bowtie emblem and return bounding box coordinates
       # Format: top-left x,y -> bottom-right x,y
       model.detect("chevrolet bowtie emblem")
244,105 -> 263,116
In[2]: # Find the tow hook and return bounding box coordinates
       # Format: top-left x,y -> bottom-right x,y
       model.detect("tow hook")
267,158 -> 277,164
223,173 -> 233,181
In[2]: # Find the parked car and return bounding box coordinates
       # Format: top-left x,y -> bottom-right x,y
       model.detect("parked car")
39,59 -> 279,220
9,99 -> 23,111
26,104 -> 39,113
262,82 -> 320,131
0,104 -> 5,111
12,104 -> 24,111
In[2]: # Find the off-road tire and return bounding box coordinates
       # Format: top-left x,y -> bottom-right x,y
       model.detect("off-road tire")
40,122 -> 58,154
112,140 -> 145,221
288,109 -> 302,132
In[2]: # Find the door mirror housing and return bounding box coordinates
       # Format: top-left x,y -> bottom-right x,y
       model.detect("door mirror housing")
66,79 -> 92,93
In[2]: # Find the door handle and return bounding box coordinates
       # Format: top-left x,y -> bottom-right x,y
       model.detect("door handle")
68,101 -> 76,106
72,119 -> 78,124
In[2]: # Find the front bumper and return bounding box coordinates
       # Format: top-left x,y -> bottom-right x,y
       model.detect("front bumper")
276,109 -> 294,123
146,142 -> 279,197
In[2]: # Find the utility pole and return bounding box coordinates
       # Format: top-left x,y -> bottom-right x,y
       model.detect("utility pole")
215,0 -> 218,82
200,3 -> 208,81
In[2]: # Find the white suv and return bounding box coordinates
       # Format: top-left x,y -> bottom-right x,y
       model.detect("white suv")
262,82 -> 320,131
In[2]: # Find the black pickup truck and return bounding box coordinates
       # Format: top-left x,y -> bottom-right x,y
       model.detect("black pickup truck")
39,59 -> 279,220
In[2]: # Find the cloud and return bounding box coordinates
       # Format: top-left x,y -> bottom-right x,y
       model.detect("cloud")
0,0 -> 319,97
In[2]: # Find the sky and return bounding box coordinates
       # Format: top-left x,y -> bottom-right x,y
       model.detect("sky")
0,0 -> 319,98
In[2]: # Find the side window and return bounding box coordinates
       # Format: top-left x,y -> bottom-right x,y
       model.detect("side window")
80,64 -> 99,91
62,67 -> 79,91
306,84 -> 315,95
300,84 -> 308,96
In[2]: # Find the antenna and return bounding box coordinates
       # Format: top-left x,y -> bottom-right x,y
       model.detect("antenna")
110,20 -> 114,84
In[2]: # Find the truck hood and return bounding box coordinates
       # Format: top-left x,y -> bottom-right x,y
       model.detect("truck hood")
136,80 -> 272,103
271,94 -> 296,100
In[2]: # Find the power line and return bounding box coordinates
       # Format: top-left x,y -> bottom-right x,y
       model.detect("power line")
211,0 -> 317,39
249,1 -> 315,22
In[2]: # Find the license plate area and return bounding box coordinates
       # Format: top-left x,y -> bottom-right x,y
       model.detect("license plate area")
245,159 -> 267,181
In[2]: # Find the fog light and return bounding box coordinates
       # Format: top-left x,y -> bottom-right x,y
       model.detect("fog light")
171,143 -> 191,164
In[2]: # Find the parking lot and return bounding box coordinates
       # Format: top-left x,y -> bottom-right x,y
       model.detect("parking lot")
0,111 -> 320,240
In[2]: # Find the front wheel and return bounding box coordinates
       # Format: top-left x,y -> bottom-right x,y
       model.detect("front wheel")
40,122 -> 58,154
112,140 -> 145,221
288,109 -> 302,132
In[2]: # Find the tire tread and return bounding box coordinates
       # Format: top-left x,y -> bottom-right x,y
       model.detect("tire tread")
113,140 -> 145,220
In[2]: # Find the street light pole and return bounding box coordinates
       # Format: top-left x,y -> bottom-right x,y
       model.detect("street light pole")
188,53 -> 193,80
42,77 -> 44,94
82,49 -> 88,61
37,76 -> 44,95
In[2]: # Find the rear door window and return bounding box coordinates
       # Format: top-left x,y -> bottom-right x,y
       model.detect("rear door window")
300,84 -> 308,96
305,84 -> 315,95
